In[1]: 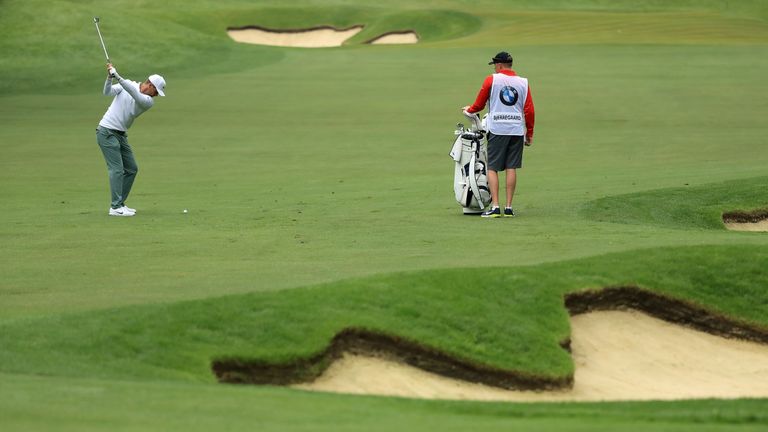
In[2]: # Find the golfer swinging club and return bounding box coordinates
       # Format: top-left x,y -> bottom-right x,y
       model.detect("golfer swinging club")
462,51 -> 535,218
96,63 -> 165,216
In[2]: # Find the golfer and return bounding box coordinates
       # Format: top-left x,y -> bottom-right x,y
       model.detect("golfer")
96,63 -> 165,216
462,51 -> 535,218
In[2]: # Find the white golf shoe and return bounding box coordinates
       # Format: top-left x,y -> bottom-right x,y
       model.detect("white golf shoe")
123,205 -> 136,213
108,206 -> 135,217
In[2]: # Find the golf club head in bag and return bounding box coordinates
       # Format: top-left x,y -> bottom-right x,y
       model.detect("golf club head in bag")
462,110 -> 483,132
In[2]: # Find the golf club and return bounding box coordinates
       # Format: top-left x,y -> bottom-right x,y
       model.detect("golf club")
93,17 -> 110,63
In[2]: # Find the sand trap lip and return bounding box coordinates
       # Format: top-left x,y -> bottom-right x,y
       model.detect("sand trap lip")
293,310 -> 768,402
227,25 -> 363,48
723,209 -> 768,232
366,31 -> 419,44
213,286 -> 768,401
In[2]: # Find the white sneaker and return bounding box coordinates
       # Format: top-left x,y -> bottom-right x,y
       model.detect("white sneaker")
123,205 -> 136,213
109,206 -> 135,217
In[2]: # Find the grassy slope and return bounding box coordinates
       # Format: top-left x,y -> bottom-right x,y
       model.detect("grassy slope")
582,177 -> 768,230
1,0 -> 768,430
1,244 -> 767,383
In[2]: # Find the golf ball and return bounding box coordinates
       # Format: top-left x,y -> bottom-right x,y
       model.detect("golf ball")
183,209 -> 188,214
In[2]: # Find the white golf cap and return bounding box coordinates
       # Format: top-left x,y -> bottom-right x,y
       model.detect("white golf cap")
148,74 -> 166,97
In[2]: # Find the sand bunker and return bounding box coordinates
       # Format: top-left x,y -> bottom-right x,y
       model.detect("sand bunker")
723,209 -> 768,232
293,310 -> 768,401
227,26 -> 363,48
368,31 -> 419,44
724,220 -> 768,232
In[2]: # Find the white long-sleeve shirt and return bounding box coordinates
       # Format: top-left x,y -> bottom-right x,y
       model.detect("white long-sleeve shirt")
98,77 -> 154,132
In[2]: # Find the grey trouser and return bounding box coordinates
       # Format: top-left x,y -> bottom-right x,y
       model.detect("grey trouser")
96,126 -> 138,208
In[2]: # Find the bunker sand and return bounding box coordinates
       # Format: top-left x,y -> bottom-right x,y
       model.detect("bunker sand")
367,31 -> 419,44
227,26 -> 418,47
293,310 -> 768,401
723,209 -> 768,232
227,26 -> 363,48
725,220 -> 768,232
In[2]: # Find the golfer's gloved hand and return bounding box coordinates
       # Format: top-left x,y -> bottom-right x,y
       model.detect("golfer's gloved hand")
108,67 -> 118,78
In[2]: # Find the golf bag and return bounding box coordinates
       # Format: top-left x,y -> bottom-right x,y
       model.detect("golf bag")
449,112 -> 491,214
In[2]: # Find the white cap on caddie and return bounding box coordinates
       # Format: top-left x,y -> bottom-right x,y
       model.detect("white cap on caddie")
148,74 -> 166,97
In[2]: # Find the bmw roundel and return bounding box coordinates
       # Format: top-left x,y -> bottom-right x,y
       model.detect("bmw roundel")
499,86 -> 519,106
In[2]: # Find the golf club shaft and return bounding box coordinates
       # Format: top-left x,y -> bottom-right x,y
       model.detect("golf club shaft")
93,18 -> 110,63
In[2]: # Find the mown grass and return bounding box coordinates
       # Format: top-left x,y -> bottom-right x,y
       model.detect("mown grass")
1,244 -> 766,384
2,372 -> 767,432
2,40 -> 767,322
1,0 -> 768,430
0,1 -> 482,95
582,176 -> 768,230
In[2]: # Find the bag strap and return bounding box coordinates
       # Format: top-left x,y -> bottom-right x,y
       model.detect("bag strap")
467,138 -> 485,210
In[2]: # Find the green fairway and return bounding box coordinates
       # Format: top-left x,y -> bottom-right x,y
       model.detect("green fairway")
1,0 -> 768,430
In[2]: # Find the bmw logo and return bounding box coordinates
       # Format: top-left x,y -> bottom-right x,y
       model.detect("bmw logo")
499,86 -> 519,106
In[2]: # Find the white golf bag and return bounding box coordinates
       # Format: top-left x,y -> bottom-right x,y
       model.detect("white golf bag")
449,112 -> 491,214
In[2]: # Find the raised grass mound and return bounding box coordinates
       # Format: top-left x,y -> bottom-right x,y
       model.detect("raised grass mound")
1,245 -> 766,401
581,176 -> 768,231
292,309 -> 768,401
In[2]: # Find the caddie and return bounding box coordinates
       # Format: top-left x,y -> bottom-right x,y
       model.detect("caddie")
462,51 -> 535,218
96,62 -> 165,216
